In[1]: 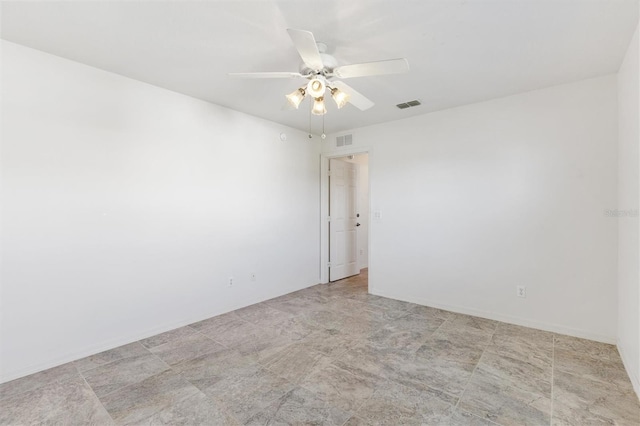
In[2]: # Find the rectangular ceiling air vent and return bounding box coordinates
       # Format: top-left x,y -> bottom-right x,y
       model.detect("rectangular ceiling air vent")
336,134 -> 353,147
396,100 -> 422,109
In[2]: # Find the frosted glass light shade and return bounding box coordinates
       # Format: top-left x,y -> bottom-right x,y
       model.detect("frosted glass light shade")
331,88 -> 350,109
312,97 -> 327,115
286,88 -> 306,109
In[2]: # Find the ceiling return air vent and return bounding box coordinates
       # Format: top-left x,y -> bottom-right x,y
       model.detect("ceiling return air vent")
396,100 -> 422,109
336,134 -> 353,147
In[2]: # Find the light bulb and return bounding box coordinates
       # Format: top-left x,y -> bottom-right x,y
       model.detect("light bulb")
285,88 -> 306,109
331,88 -> 350,109
312,97 -> 327,115
307,78 -> 326,98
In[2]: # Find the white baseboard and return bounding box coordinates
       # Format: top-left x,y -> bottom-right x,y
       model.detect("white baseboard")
370,289 -> 617,345
0,281 -> 318,384
617,339 -> 640,401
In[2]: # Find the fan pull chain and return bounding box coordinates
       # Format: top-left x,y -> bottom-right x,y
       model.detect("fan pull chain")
308,101 -> 313,139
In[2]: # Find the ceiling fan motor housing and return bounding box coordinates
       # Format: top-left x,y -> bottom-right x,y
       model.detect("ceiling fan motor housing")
299,46 -> 338,76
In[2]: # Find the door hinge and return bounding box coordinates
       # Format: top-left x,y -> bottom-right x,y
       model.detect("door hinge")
327,216 -> 331,222
328,170 -> 331,177
327,262 -> 332,268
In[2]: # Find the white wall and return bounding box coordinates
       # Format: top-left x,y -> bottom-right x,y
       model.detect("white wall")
617,21 -> 640,396
324,75 -> 619,343
0,41 -> 321,383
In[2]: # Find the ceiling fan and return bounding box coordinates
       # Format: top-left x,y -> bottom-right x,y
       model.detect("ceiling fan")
229,29 -> 410,115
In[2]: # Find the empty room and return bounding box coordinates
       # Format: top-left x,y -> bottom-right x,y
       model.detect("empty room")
1,1 -> 639,425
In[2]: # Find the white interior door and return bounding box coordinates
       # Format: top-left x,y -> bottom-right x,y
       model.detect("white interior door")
329,158 -> 359,281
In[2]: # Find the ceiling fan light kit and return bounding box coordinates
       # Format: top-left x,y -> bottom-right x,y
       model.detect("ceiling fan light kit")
229,28 -> 410,117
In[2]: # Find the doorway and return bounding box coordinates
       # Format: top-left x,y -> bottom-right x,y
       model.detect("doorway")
323,153 -> 369,283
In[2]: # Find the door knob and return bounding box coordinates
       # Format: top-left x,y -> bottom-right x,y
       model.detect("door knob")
356,223 -> 361,227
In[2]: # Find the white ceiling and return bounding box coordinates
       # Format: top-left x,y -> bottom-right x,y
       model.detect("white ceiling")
2,1 -> 638,134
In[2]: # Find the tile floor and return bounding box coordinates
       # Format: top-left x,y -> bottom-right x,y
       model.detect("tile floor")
1,269 -> 639,425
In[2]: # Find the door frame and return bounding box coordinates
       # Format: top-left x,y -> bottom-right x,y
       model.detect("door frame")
320,147 -> 373,285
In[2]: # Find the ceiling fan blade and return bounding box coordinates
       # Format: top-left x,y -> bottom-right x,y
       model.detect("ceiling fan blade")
331,81 -> 375,111
228,72 -> 303,79
287,28 -> 324,71
333,58 -> 409,79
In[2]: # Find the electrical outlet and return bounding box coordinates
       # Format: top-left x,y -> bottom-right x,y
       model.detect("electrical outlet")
228,277 -> 234,287
517,286 -> 526,298
250,273 -> 256,282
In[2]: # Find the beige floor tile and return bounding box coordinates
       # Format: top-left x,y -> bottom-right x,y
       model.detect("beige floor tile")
234,302 -> 294,325
0,361 -> 78,401
245,386 -> 351,425
202,365 -> 295,423
139,325 -> 198,350
299,361 -> 381,413
128,392 -> 239,426
99,369 -> 200,424
486,330 -> 553,369
387,350 -> 476,397
458,367 -> 551,426
416,331 -> 487,364
356,380 -> 454,425
74,341 -> 150,373
554,348 -> 634,392
149,332 -> 226,366
554,334 -> 622,363
263,343 -> 326,383
0,375 -> 114,425
447,408 -> 497,425
552,369 -> 640,425
476,351 -> 552,398
170,347 -> 255,391
298,328 -> 362,357
82,353 -> 169,398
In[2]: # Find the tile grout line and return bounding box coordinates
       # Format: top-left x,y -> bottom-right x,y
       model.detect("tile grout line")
453,323 -> 498,412
178,388 -> 246,426
79,375 -> 117,424
157,329 -> 290,426
187,324 -> 233,350
462,408 -> 504,426
140,329 -> 231,371
184,313 -> 280,353
73,341 -> 153,376
76,343 -> 166,401
428,313 -> 451,336
350,381 -> 379,418
134,330 -> 263,416
88,351 -> 175,402
296,354 -> 380,416
261,300 -> 305,318
206,364 -> 296,423
266,282 -> 379,422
